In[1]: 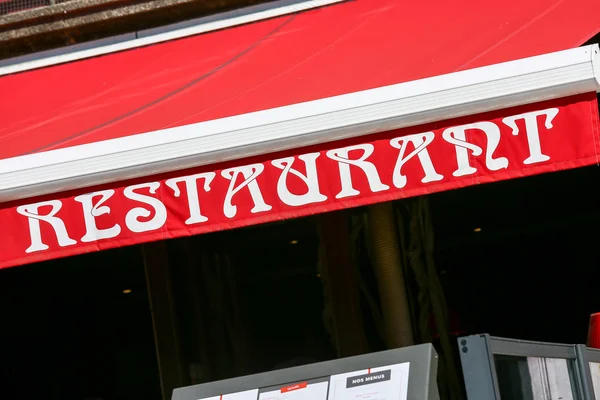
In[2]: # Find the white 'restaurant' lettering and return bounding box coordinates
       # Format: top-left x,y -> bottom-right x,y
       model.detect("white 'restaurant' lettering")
17,200 -> 77,253
123,182 -> 168,233
326,144 -> 389,198
74,190 -> 121,242
272,153 -> 327,206
221,164 -> 272,218
502,108 -> 559,165
390,132 -> 443,188
14,106 -> 563,255
166,172 -> 215,224
442,121 -> 509,177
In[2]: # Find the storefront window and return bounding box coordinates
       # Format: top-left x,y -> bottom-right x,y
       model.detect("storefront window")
494,355 -> 578,400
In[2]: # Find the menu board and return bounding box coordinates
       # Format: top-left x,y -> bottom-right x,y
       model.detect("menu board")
198,363 -> 409,400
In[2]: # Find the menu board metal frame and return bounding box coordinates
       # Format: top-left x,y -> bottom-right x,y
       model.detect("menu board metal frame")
458,334 -> 588,400
576,345 -> 600,400
171,343 -> 440,400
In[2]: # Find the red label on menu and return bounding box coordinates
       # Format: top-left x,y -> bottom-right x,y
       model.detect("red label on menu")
281,382 -> 308,393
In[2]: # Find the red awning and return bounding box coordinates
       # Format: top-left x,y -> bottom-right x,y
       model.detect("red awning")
0,0 -> 599,269
0,93 -> 598,268
1,0 -> 599,158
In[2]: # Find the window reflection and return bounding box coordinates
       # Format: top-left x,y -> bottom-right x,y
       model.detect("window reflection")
589,362 -> 600,399
494,355 -> 576,400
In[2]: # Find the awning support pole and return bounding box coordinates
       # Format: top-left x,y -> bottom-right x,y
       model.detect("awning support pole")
367,202 -> 414,348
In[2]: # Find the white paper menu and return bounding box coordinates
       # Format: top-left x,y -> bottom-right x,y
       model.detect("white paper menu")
258,380 -> 328,400
198,388 -> 259,400
196,361 -> 410,400
327,362 -> 409,400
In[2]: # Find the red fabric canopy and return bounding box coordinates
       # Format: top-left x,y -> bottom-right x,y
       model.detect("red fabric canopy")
1,0 -> 599,159
0,0 -> 599,269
